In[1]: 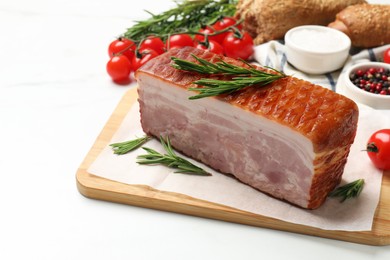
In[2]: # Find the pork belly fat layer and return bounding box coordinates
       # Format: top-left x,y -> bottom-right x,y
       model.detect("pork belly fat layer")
137,74 -> 315,208
135,47 -> 358,209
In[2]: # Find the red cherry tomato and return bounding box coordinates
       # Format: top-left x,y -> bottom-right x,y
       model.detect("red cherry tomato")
106,55 -> 132,83
384,48 -> 390,64
212,17 -> 242,44
194,26 -> 218,43
132,48 -> 159,71
366,129 -> 390,170
166,34 -> 194,49
195,40 -> 224,55
108,38 -> 136,61
139,36 -> 165,55
222,31 -> 254,60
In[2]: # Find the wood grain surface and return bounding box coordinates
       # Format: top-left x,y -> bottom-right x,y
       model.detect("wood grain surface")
76,87 -> 390,246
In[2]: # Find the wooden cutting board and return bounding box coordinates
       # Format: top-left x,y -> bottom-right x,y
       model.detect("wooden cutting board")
76,87 -> 390,246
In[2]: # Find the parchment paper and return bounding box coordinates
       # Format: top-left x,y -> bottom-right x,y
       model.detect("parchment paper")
88,99 -> 388,231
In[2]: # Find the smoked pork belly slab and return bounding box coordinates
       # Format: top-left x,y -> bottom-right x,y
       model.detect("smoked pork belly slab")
135,47 -> 358,209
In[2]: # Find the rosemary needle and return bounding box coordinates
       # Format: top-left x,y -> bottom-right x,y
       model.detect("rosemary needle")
328,179 -> 365,202
171,55 -> 286,99
137,136 -> 211,176
110,135 -> 151,155
124,0 -> 237,42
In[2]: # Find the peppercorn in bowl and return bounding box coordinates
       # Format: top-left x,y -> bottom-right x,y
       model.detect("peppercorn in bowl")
343,62 -> 390,109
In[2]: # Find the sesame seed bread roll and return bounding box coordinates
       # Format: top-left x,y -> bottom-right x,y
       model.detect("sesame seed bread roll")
235,0 -> 366,45
328,4 -> 390,48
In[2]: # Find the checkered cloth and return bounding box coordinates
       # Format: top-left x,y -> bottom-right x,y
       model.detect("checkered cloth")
253,41 -> 390,92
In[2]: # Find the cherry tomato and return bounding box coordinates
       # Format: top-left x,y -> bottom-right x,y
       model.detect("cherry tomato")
132,48 -> 159,71
106,55 -> 132,83
108,38 -> 136,61
223,31 -> 254,60
194,26 -> 218,43
383,48 -> 390,64
166,34 -> 193,49
195,40 -> 224,55
366,129 -> 390,170
139,36 -> 165,55
212,17 -> 242,44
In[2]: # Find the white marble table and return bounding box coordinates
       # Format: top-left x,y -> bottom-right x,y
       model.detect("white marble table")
1,0 -> 389,259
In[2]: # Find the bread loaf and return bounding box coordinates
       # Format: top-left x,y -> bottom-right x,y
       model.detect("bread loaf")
328,4 -> 390,48
235,0 -> 367,45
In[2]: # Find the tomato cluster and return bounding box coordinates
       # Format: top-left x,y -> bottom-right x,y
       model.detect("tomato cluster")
192,17 -> 254,60
106,17 -> 254,84
106,37 -> 160,84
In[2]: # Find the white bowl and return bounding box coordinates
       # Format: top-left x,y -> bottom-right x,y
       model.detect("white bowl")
343,62 -> 390,110
285,25 -> 351,74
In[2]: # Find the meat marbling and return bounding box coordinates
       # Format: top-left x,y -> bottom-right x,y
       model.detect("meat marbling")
135,47 -> 358,209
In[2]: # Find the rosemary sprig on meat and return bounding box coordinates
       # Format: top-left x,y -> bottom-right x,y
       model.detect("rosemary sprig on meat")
171,55 -> 286,99
110,135 -> 151,155
124,0 -> 237,42
137,136 -> 211,176
328,179 -> 365,202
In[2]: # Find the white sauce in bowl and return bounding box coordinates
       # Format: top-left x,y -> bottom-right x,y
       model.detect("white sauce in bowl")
284,25 -> 351,74
289,28 -> 345,52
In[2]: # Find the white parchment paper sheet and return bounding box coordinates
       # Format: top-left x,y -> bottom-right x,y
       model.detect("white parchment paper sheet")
88,99 -> 388,231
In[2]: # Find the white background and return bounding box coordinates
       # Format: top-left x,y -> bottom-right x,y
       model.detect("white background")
1,0 -> 389,259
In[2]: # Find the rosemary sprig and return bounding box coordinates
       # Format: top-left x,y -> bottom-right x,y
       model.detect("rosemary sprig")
124,0 -> 237,42
137,136 -> 211,176
328,179 -> 365,202
171,55 -> 286,99
110,135 -> 151,155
